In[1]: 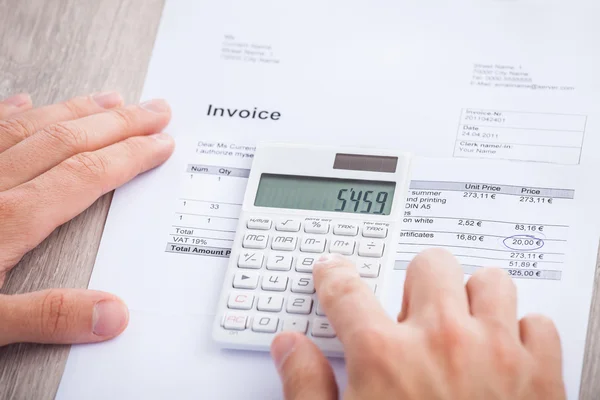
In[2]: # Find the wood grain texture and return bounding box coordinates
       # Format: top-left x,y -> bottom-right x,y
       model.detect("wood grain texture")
0,0 -> 164,399
0,1 -> 598,399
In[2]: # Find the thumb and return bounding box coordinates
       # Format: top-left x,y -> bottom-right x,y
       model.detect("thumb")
271,332 -> 338,400
0,289 -> 129,346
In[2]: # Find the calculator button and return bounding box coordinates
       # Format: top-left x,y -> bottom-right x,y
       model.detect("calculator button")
271,235 -> 297,251
363,225 -> 388,238
358,240 -> 385,257
283,317 -> 308,334
257,294 -> 284,312
246,218 -> 272,230
356,259 -> 381,278
316,301 -> 326,316
291,276 -> 315,294
243,233 -> 269,249
300,236 -> 327,253
304,219 -> 329,234
227,292 -> 255,310
286,295 -> 313,314
266,253 -> 293,271
329,238 -> 355,255
276,219 -> 301,232
237,252 -> 264,269
233,271 -> 259,289
252,314 -> 279,333
296,255 -> 317,273
333,223 -> 359,236
311,317 -> 336,338
223,312 -> 248,330
262,273 -> 289,291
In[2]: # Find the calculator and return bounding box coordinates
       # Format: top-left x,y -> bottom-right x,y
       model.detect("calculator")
212,143 -> 411,356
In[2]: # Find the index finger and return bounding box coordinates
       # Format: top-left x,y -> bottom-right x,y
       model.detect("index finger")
313,254 -> 393,345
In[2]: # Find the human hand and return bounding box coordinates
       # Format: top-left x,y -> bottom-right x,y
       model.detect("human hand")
0,92 -> 173,346
270,250 -> 566,399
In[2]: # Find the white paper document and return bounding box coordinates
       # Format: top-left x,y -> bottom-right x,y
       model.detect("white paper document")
57,1 -> 600,399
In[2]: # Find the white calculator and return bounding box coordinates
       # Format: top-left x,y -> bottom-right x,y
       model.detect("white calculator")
212,143 -> 411,356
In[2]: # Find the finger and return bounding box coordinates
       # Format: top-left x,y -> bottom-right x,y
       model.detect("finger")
313,254 -> 393,345
0,289 -> 129,345
0,93 -> 33,119
466,267 -> 518,337
0,99 -> 171,191
7,133 -> 175,252
519,314 -> 562,370
0,91 -> 123,153
398,248 -> 469,323
271,332 -> 338,400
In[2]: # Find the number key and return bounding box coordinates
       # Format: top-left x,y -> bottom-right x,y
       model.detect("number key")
286,295 -> 313,314
296,256 -> 317,273
257,294 -> 284,312
291,276 -> 315,294
262,273 -> 288,291
266,253 -> 293,271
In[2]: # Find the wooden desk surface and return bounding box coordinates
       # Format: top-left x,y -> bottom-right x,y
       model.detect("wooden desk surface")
0,1 -> 599,399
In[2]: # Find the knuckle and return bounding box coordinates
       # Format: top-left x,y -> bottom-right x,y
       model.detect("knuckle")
40,289 -> 71,338
40,122 -> 87,152
318,271 -> 361,308
426,303 -> 471,352
0,117 -> 37,142
109,107 -> 136,132
61,97 -> 90,118
65,151 -> 110,178
351,327 -> 388,355
489,334 -> 525,376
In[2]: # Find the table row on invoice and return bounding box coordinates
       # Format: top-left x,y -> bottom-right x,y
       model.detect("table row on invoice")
166,165 -> 572,280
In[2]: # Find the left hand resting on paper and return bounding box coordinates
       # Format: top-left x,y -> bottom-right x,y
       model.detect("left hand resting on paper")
0,92 -> 174,346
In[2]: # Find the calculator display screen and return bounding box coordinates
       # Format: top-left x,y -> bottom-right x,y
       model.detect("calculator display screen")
254,174 -> 396,215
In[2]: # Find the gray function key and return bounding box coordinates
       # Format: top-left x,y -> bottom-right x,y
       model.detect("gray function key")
243,232 -> 269,249
238,252 -> 264,269
246,217 -> 272,230
283,317 -> 308,334
233,271 -> 259,289
276,219 -> 301,232
300,236 -> 327,253
358,239 -> 385,257
311,317 -> 336,338
271,235 -> 297,251
329,238 -> 355,255
304,219 -> 330,234
356,258 -> 381,278
333,222 -> 359,236
363,225 -> 388,238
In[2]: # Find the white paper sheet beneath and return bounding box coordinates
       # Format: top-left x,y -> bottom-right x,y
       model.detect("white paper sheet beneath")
57,1 -> 600,398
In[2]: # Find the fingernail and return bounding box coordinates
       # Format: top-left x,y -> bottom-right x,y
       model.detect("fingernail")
271,333 -> 298,371
149,132 -> 172,141
92,299 -> 129,336
3,93 -> 31,107
315,254 -> 341,267
140,98 -> 170,113
91,91 -> 123,109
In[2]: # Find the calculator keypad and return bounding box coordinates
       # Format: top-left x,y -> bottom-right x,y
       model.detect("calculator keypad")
221,216 -> 390,350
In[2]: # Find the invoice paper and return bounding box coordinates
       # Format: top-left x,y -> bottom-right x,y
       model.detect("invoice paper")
57,1 -> 600,398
